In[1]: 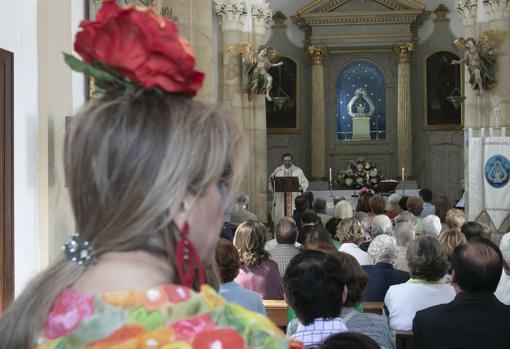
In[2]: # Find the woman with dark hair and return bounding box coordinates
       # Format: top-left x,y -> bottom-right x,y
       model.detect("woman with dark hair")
384,236 -> 455,330
0,3 -> 302,348
215,239 -> 266,315
233,220 -> 284,299
356,192 -> 372,215
303,226 -> 335,250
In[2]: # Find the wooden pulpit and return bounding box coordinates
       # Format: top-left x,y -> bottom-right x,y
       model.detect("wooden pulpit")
273,177 -> 300,217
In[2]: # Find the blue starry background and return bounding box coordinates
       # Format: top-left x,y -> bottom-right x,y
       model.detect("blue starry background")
336,60 -> 386,141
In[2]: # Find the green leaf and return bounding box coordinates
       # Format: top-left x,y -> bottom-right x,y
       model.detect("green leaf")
63,53 -> 118,84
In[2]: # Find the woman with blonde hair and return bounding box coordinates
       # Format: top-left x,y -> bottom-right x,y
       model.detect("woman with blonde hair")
337,218 -> 373,266
234,220 -> 284,299
438,228 -> 467,273
0,3 -> 302,348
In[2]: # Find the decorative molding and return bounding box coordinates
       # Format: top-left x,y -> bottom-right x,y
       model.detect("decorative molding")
308,46 -> 327,65
214,0 -> 247,31
311,32 -> 412,41
486,0 -> 510,19
297,0 -> 425,14
292,11 -> 424,28
394,43 -> 414,62
455,0 -> 477,24
252,2 -> 272,30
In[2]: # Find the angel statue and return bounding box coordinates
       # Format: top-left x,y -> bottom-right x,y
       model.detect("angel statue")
451,35 -> 498,95
228,42 -> 283,101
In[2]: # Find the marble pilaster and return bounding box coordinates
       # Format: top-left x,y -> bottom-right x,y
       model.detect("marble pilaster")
394,43 -> 413,178
308,46 -> 326,180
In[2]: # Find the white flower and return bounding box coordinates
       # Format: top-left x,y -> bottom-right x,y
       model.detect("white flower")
371,178 -> 378,184
356,177 -> 364,185
345,178 -> 354,186
370,169 -> 378,177
346,169 -> 353,175
357,164 -> 363,171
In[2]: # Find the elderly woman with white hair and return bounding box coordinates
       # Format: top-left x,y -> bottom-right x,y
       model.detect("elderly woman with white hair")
335,200 -> 354,220
392,221 -> 416,272
362,235 -> 410,301
385,193 -> 402,220
422,215 -> 442,237
495,232 -> 510,305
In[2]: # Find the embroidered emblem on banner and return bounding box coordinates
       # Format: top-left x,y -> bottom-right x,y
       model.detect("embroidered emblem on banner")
485,154 -> 510,188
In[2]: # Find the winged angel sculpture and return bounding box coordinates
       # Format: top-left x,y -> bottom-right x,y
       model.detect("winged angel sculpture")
451,30 -> 505,95
228,42 -> 283,101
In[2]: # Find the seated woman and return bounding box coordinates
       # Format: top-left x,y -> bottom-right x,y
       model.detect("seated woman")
384,236 -> 455,330
287,251 -> 395,349
392,221 -> 415,272
215,239 -> 266,315
0,3 -> 302,348
363,235 -> 410,302
438,228 -> 467,280
284,250 -> 348,348
234,220 -> 284,299
385,193 -> 402,220
303,226 -> 335,250
337,218 -> 373,266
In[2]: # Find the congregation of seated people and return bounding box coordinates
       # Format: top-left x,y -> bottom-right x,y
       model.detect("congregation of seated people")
217,188 -> 510,348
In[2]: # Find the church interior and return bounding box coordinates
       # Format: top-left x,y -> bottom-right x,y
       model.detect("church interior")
1,0 -> 510,344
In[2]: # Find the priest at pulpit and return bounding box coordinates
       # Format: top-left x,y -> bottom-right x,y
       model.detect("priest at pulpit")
269,153 -> 309,224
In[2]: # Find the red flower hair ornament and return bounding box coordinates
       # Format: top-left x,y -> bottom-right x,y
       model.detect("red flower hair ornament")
65,0 -> 204,96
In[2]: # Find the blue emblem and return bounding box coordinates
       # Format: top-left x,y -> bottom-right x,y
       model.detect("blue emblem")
485,154 -> 510,189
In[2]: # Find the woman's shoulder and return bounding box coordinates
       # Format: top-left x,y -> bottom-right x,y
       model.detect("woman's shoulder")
37,284 -> 302,349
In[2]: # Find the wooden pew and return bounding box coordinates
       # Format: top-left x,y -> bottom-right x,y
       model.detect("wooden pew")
395,330 -> 415,349
263,300 -> 288,327
361,301 -> 384,315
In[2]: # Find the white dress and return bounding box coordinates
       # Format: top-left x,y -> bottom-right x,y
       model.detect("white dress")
269,164 -> 309,224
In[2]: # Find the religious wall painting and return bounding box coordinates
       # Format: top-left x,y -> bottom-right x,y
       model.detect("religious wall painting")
336,60 -> 386,141
266,56 -> 299,133
424,51 -> 463,130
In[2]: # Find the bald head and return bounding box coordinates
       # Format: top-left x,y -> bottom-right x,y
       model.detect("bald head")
275,217 -> 298,244
452,237 -> 503,293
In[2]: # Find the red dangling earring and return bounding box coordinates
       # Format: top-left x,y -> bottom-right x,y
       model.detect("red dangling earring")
175,221 -> 205,289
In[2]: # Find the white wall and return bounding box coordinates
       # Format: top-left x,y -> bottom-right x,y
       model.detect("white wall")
0,0 -> 40,295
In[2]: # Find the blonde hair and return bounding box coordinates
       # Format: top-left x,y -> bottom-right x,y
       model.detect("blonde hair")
438,228 -> 467,262
233,220 -> 269,267
0,93 -> 246,347
335,200 -> 353,219
336,217 -> 365,243
445,209 -> 466,229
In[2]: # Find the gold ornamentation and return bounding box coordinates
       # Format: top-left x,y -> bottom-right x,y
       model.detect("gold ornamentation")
394,43 -> 414,62
308,46 -> 326,65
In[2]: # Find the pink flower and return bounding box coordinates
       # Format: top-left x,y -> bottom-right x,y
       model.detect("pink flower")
44,289 -> 95,339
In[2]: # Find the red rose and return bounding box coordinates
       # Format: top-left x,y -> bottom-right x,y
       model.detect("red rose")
74,0 -> 203,95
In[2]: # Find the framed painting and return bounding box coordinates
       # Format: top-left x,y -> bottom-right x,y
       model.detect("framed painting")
266,56 -> 300,134
424,51 -> 463,131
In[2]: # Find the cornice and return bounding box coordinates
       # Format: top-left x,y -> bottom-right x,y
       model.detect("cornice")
293,10 -> 423,27
297,0 -> 425,15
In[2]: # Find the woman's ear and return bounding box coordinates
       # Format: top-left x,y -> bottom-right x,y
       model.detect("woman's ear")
342,285 -> 348,304
173,192 -> 193,231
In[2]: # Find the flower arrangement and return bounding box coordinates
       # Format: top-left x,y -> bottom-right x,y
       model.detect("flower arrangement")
65,0 -> 204,97
336,157 -> 385,189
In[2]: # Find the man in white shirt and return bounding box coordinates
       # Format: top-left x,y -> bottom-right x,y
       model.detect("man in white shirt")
269,153 -> 309,224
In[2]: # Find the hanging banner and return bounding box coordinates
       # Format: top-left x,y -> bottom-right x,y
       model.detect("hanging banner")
469,134 -> 510,229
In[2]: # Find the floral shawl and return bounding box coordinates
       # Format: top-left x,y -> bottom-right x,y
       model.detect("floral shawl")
35,284 -> 304,349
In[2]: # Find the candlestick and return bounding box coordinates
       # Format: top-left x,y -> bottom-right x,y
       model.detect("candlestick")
401,167 -> 405,183
329,168 -> 332,183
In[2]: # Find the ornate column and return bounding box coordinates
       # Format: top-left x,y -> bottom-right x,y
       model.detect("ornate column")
215,0 -> 247,109
243,2 -> 271,222
394,43 -> 414,178
487,0 -> 510,127
455,0 -> 479,128
455,0 -> 478,217
308,46 -> 327,180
